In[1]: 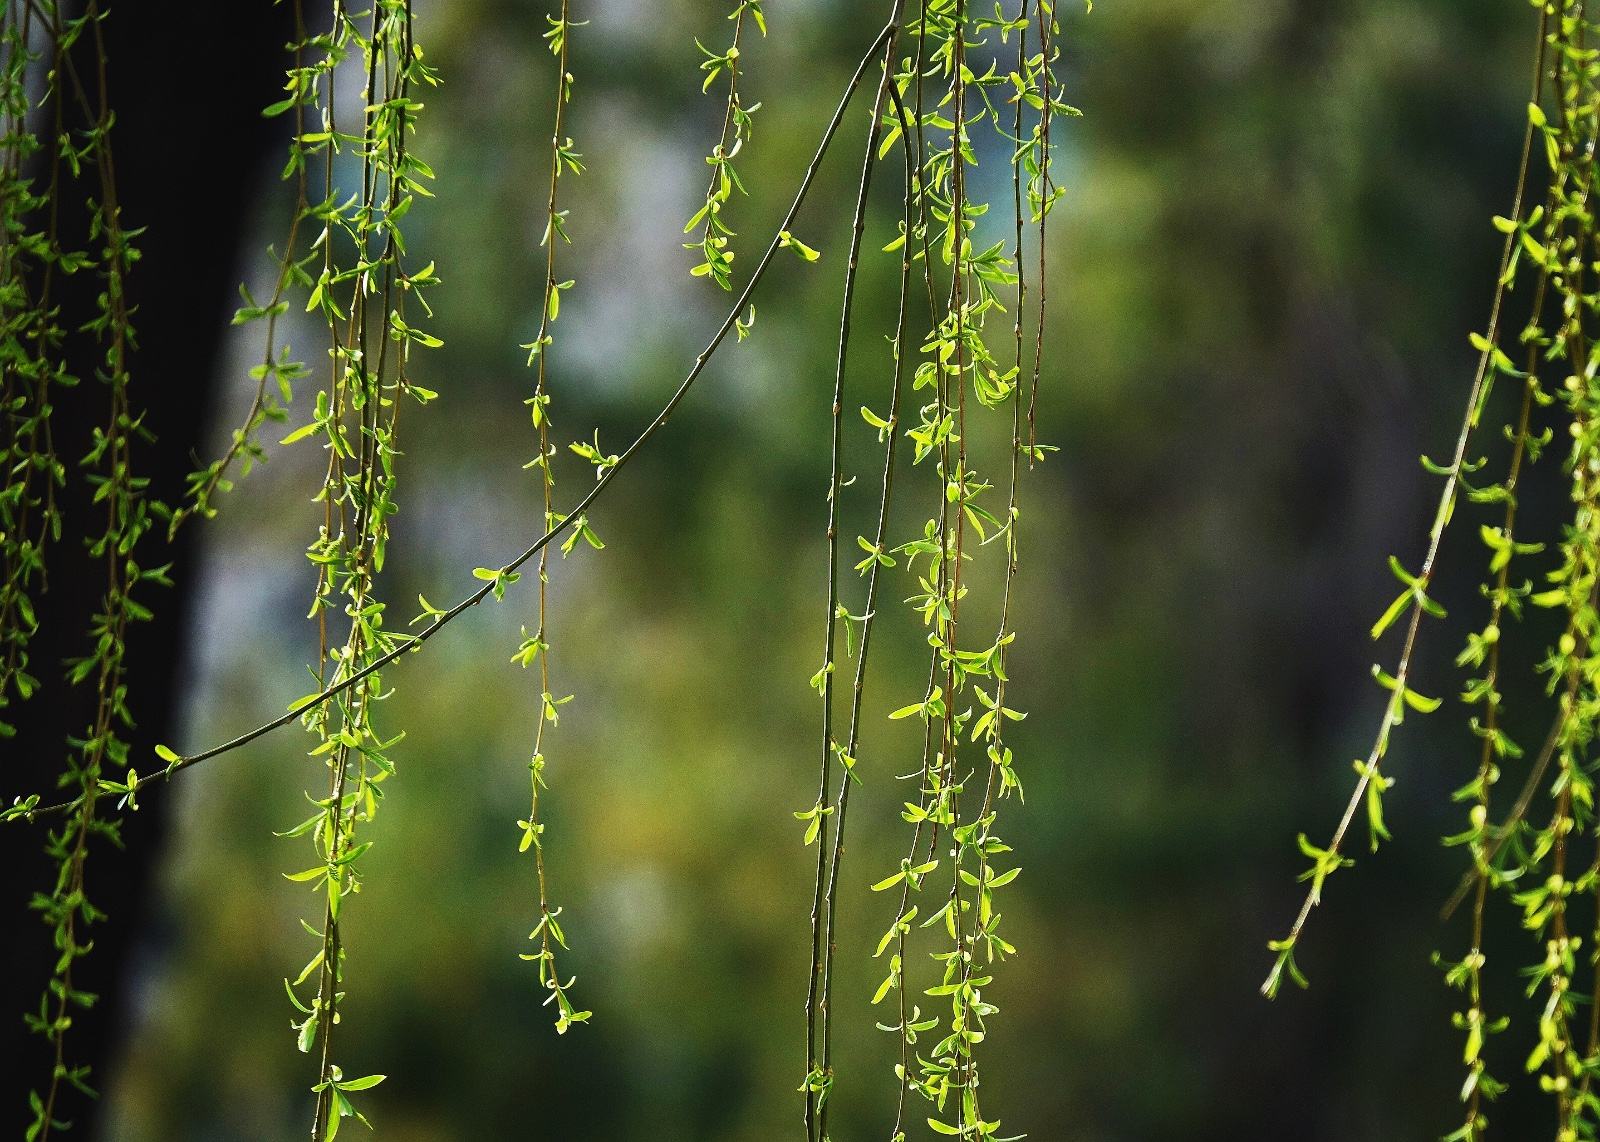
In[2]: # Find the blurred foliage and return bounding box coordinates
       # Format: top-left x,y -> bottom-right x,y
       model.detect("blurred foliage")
98,1 -> 1555,1139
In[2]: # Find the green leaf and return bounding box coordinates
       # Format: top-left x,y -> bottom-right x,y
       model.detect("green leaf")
988,867 -> 1020,888
1402,688 -> 1442,714
1262,937 -> 1308,998
1369,591 -> 1411,641
778,230 -> 821,262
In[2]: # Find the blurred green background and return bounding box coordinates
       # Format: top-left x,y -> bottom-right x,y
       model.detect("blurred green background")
96,0 -> 1560,1138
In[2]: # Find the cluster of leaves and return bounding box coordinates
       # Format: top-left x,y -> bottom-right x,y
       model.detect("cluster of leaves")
799,3 -> 1075,1140
0,4 -> 171,1136
1,2 -> 1078,1138
684,1 -> 766,289
1267,4 -> 1600,1139
266,4 -> 441,1137
0,5 -> 64,745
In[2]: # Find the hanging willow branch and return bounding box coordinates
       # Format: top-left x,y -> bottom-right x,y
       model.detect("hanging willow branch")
1268,3 -> 1600,1139
264,4 -> 444,1136
513,0 -> 592,1038
800,7 -> 905,1135
0,0 -> 66,745
0,2 -> 159,1135
1,3 -> 1081,1136
1261,1 -> 1554,1002
801,2 -> 1071,1139
685,0 -> 765,289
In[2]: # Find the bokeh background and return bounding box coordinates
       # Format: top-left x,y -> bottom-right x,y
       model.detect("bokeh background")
86,0 -> 1564,1138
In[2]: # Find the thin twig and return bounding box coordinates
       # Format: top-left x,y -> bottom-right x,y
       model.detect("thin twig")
806,11 -> 905,1140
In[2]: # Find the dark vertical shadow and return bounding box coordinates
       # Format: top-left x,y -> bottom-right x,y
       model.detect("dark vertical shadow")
0,3 -> 291,1134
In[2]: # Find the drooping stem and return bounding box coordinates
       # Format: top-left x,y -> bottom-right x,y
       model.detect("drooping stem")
1261,0 -> 1557,995
31,1 -> 145,1132
804,12 -> 905,1139
300,4 -> 428,1133
518,0 -> 589,1036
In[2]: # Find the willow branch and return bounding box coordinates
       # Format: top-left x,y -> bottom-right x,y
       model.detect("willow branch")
8,20 -> 898,827
1261,5 -> 1551,988
806,12 -> 904,1140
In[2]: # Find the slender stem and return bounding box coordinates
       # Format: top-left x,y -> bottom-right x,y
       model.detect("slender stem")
884,20 -> 951,1134
311,6 -> 398,1134
949,12 -> 1035,1122
36,0 -> 136,1133
806,13 -> 905,1139
1027,0 -> 1052,461
940,1 -> 975,1125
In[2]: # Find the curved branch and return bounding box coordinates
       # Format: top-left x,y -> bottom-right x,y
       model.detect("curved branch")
10,20 -> 897,827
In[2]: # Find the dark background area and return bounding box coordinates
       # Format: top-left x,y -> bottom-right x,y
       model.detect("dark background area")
0,0 -> 293,1130
0,0 -> 1572,1139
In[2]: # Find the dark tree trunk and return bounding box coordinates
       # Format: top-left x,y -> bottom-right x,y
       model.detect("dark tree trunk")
1,5 -> 291,1135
